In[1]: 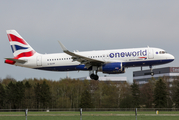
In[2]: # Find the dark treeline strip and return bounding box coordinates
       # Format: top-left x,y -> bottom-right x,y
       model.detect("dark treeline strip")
0,76 -> 179,109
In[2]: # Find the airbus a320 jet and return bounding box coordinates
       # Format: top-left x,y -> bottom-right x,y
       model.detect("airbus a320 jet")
5,30 -> 175,80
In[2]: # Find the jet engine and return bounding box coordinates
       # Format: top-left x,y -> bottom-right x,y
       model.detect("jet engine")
100,62 -> 125,74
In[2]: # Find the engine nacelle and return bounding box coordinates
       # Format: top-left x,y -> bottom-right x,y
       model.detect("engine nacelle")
100,62 -> 125,74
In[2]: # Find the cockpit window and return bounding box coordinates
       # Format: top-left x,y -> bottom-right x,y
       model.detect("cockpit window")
159,51 -> 166,54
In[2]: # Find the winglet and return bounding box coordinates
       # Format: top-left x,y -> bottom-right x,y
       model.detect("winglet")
58,41 -> 68,51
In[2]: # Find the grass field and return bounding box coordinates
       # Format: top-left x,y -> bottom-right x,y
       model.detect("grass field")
0,111 -> 179,120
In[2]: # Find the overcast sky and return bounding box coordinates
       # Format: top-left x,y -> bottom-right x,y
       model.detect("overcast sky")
0,1 -> 178,83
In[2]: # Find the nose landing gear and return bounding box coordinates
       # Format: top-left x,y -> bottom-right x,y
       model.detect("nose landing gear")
150,65 -> 154,76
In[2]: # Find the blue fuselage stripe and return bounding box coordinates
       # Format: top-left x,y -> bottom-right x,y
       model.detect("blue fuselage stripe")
34,59 -> 174,72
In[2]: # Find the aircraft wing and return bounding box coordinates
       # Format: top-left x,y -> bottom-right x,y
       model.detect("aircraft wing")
58,41 -> 105,68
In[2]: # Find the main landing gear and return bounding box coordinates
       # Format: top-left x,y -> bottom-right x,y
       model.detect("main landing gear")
89,66 -> 99,80
90,74 -> 99,80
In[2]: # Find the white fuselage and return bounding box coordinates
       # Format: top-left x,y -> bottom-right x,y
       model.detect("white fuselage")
5,30 -> 175,80
15,47 -> 174,73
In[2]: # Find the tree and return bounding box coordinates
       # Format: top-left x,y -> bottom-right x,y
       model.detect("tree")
40,81 -> 51,108
2,76 -> 16,86
140,83 -> 154,108
34,81 -> 51,109
6,82 -> 16,109
174,82 -> 179,108
79,89 -> 93,108
90,81 -> 104,108
119,95 -> 133,108
100,82 -> 118,108
0,84 -> 6,108
154,79 -> 167,108
24,81 -> 34,108
119,82 -> 133,108
159,76 -> 173,108
34,83 -> 41,108
131,82 -> 140,108
15,81 -> 25,108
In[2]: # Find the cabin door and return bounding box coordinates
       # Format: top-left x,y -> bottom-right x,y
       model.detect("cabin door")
148,49 -> 154,59
36,56 -> 42,66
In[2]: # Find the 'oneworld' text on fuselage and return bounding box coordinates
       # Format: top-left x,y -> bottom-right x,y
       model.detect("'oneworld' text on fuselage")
109,50 -> 147,58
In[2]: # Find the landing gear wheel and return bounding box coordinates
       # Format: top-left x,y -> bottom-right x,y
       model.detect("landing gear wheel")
94,75 -> 99,80
90,74 -> 95,79
90,74 -> 99,80
151,72 -> 154,76
149,65 -> 154,76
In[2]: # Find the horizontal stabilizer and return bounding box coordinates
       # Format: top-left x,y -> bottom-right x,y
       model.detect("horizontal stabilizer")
5,58 -> 27,64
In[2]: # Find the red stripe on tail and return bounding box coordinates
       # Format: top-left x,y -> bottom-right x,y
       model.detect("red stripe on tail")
14,50 -> 36,59
7,34 -> 27,45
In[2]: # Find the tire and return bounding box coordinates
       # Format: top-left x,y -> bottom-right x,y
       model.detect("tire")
151,72 -> 154,76
90,74 -> 99,80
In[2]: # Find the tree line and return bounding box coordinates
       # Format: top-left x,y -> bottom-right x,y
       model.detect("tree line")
0,76 -> 179,109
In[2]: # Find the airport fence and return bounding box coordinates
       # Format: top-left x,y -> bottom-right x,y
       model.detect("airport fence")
0,108 -> 179,112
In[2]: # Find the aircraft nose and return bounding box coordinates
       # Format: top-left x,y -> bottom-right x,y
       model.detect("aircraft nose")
169,54 -> 175,61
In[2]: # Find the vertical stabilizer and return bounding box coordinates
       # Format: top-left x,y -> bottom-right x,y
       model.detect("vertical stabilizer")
6,30 -> 36,59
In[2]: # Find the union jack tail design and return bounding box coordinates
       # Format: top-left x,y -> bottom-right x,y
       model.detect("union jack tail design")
6,30 -> 36,59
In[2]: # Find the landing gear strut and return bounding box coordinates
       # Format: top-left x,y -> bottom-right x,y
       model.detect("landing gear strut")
150,65 -> 154,76
89,66 -> 99,80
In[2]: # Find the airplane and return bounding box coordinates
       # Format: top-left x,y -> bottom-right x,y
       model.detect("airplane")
5,30 -> 175,80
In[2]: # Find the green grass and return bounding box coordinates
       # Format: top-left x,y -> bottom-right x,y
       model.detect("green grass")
0,111 -> 179,120
0,116 -> 179,120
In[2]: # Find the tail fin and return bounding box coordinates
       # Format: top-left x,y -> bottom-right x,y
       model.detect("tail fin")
6,30 -> 36,59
